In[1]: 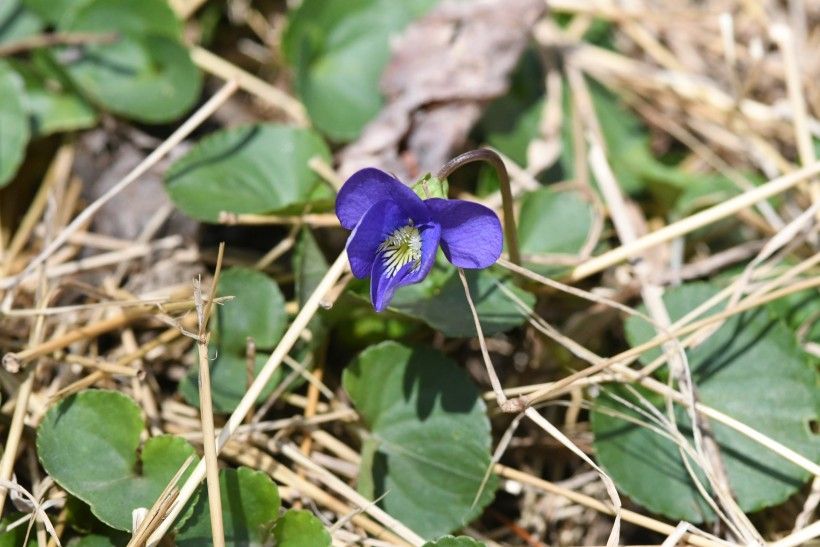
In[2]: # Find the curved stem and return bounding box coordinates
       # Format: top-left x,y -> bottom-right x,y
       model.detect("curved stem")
437,149 -> 521,266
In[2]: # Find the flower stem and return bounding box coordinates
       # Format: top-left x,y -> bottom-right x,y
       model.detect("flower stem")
437,149 -> 521,266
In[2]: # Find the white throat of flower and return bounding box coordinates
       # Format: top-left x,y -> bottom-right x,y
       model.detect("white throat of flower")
378,222 -> 422,277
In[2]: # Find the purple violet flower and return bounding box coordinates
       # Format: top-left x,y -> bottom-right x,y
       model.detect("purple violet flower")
336,167 -> 503,312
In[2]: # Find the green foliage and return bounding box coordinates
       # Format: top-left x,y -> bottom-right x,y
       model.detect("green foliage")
0,0 -> 43,44
344,342 -> 496,538
11,56 -> 97,136
592,283 -> 820,521
0,514 -> 36,547
178,267 -> 288,413
282,0 -> 436,141
294,228 -> 329,306
0,61 -> 30,187
391,264 -> 533,337
37,390 -> 198,531
165,124 -> 333,222
423,537 -> 486,547
517,187 -> 597,274
272,510 -> 332,547
177,467 -> 281,546
58,0 -> 200,123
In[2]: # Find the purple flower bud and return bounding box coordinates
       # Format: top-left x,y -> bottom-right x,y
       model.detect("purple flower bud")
336,168 -> 503,311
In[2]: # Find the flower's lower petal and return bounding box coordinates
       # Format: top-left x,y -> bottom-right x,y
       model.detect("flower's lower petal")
346,200 -> 403,279
369,260 -> 409,312
336,168 -> 430,229
425,198 -> 502,268
369,223 -> 440,312
400,222 -> 441,285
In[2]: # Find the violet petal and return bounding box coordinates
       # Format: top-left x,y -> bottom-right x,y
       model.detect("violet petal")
335,167 -> 430,229
425,198 -> 502,268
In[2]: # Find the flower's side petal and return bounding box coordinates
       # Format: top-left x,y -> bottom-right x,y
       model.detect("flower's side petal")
369,223 -> 440,311
425,198 -> 502,268
336,168 -> 428,229
346,200 -> 403,279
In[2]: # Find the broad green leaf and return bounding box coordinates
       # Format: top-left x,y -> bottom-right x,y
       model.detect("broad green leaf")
424,537 -> 486,547
23,0 -> 87,27
70,536 -> 122,547
0,61 -> 30,187
165,124 -> 333,222
765,286 -> 820,346
61,0 -> 200,123
283,0 -> 436,141
37,390 -> 198,531
0,0 -> 43,44
344,342 -> 496,538
10,58 -> 97,136
179,267 -> 288,412
177,467 -> 281,546
391,266 -> 533,337
212,267 -> 287,352
294,228 -> 329,307
592,283 -> 820,521
517,187 -> 596,274
179,350 -> 288,413
272,509 -> 331,547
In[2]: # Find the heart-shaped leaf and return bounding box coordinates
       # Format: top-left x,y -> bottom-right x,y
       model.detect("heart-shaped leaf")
212,267 -> 287,352
344,342 -> 496,538
177,467 -> 281,546
165,124 -> 333,222
178,267 -> 288,413
272,509 -> 332,547
37,390 -> 198,531
0,61 -> 30,187
282,0 -> 436,141
592,282 -> 820,521
60,0 -> 201,123
391,265 -> 532,337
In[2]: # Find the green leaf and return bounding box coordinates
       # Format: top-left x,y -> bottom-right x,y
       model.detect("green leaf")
212,267 -> 287,352
517,187 -> 597,274
423,536 -> 486,547
60,0 -> 200,123
165,124 -> 333,222
764,285 -> 820,346
10,58 -> 97,136
391,266 -> 532,337
0,514 -> 36,547
282,0 -> 436,141
23,0 -> 87,27
179,349 -> 288,413
294,228 -> 329,307
177,467 -> 281,546
37,390 -> 198,531
344,342 -> 497,538
178,267 -> 289,413
272,509 -> 332,547
0,0 -> 43,44
70,535 -> 122,547
0,61 -> 30,187
592,282 -> 820,521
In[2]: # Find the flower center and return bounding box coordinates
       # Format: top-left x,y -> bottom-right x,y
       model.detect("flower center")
378,223 -> 422,277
